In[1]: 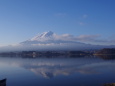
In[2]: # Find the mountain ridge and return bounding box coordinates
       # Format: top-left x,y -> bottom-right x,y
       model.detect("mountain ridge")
0,31 -> 115,52
30,31 -> 55,41
21,31 -> 85,45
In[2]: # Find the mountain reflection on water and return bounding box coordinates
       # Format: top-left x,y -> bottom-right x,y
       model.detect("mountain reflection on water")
0,56 -> 115,86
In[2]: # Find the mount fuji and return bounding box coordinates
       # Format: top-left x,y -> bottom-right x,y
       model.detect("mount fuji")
17,31 -> 115,51
21,31 -> 85,45
0,31 -> 114,52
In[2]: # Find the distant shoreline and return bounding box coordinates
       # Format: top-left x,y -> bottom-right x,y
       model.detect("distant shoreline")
0,48 -> 115,58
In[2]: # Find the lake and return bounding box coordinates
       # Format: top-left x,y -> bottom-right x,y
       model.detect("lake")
0,55 -> 115,86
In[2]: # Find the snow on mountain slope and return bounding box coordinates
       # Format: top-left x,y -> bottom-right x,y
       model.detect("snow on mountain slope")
17,31 -> 107,51
0,31 -> 114,52
21,31 -> 84,45
30,31 -> 55,41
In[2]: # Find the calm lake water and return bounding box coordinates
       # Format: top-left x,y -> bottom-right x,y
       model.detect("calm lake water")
0,56 -> 115,86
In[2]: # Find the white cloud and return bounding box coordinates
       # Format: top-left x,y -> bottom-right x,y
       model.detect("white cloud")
83,14 -> 88,18
77,35 -> 100,41
77,14 -> 88,25
78,22 -> 86,26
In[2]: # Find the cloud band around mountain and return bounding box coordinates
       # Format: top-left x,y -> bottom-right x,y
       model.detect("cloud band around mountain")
0,31 -> 115,52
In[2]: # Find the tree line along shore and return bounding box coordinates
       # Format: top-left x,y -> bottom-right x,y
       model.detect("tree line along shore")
0,48 -> 115,57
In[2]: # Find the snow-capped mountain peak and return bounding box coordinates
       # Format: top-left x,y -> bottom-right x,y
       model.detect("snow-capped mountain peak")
39,31 -> 54,38
5,31 -> 114,51
21,31 -> 85,45
30,31 -> 55,41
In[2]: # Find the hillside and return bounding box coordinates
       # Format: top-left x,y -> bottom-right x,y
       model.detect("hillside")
94,48 -> 115,55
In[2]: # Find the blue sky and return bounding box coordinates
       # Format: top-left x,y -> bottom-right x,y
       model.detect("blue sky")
0,0 -> 115,46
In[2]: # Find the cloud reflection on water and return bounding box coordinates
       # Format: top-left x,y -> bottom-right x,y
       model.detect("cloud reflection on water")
0,57 -> 115,79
